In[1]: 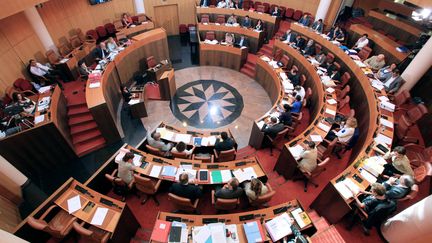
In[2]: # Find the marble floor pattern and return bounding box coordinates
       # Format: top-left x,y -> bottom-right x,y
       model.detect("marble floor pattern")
141,66 -> 272,148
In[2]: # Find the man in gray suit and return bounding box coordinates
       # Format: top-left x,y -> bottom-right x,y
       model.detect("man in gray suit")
311,19 -> 324,33
383,69 -> 403,94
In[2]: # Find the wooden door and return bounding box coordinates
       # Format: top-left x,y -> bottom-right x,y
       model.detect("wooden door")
153,4 -> 179,36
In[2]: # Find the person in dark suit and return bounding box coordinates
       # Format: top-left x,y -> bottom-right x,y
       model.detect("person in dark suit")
215,178 -> 244,199
121,85 -> 133,103
279,104 -> 293,126
254,19 -> 264,31
311,19 -> 324,33
302,39 -> 316,57
298,14 -> 311,26
383,69 -> 403,94
287,68 -> 300,86
200,0 -> 209,7
262,116 -> 285,139
241,15 -> 252,28
236,35 -> 249,48
169,173 -> 202,202
271,6 -> 281,17
215,131 -> 235,152
281,30 -> 297,43
327,26 -> 340,40
293,35 -> 306,50
330,69 -> 341,81
94,42 -> 110,61
383,175 -> 414,200
78,59 -> 91,80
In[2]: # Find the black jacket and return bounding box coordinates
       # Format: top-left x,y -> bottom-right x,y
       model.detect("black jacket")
288,72 -> 300,86
279,111 -> 293,126
262,123 -> 285,138
169,183 -> 202,202
215,187 -> 244,199
215,137 -> 235,152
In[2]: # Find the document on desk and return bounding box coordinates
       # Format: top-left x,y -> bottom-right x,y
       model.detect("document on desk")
371,80 -> 384,91
67,195 -> 82,214
265,212 -> 292,242
174,133 -> 192,144
291,207 -> 311,228
325,108 -> 336,116
289,145 -> 304,160
374,134 -> 392,145
327,98 -> 337,105
91,207 -> 108,226
343,178 -> 360,195
34,115 -> 45,125
317,122 -> 331,132
207,136 -> 217,146
326,87 -> 335,93
360,168 -> 377,184
380,118 -> 394,128
225,224 -> 240,243
161,166 -> 177,178
150,165 -> 162,178
378,96 -> 390,102
133,154 -> 142,166
175,168 -> 197,182
334,181 -> 354,200
221,170 -> 232,182
193,225 -> 211,243
209,223 -> 227,243
200,137 -> 210,146
310,134 -> 323,142
89,82 -> 101,88
257,120 -> 265,129
354,60 -> 367,68
38,86 -> 52,94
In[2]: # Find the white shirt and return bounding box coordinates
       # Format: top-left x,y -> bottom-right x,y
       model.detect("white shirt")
335,126 -> 355,143
30,63 -> 50,77
384,76 -> 397,88
171,147 -> 193,155
355,37 -> 369,49
217,2 -> 226,8
295,87 -> 306,101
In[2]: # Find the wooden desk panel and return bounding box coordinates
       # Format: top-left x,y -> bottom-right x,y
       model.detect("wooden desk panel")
116,21 -> 155,38
197,23 -> 264,53
199,42 -> 248,70
348,24 -> 408,63
368,10 -> 422,37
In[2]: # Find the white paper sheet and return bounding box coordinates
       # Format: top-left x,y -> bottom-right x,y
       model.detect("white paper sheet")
225,224 -> 240,243
265,212 -> 292,241
34,115 -> 45,124
257,120 -> 265,129
291,208 -> 307,228
89,82 -> 101,88
289,145 -> 304,159
310,135 -> 323,142
67,195 -> 82,214
327,98 -> 337,105
334,182 -> 354,200
326,87 -> 335,93
378,96 -> 390,102
325,108 -> 336,115
175,168 -> 197,182
90,207 -> 108,226
380,118 -> 394,128
360,169 -> 377,184
132,154 -> 142,166
209,223 -> 227,243
243,167 -> 258,180
174,133 -> 192,143
149,165 -> 162,177
318,123 -> 331,132
193,226 -> 211,243
343,178 -> 360,195
38,86 -> 52,94
374,134 -> 392,145
207,136 -> 217,146
221,170 -> 232,182
128,99 -> 140,105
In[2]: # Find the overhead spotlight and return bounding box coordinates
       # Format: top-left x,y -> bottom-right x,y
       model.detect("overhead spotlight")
182,122 -> 187,127
209,106 -> 218,116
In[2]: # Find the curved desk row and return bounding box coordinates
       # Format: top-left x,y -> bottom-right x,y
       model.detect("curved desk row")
196,6 -> 280,40
348,24 -> 408,64
367,10 -> 423,44
85,28 -> 170,143
288,24 -> 395,224
0,86 -> 76,180
199,42 -> 248,70
197,23 -> 264,53
156,199 -> 317,242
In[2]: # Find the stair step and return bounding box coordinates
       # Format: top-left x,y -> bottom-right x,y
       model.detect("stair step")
244,63 -> 256,70
67,105 -> 90,116
311,225 -> 346,243
70,121 -> 99,135
75,136 -> 106,157
67,100 -> 86,108
240,68 -> 255,78
68,113 -> 94,126
72,129 -> 102,145
314,217 -> 331,232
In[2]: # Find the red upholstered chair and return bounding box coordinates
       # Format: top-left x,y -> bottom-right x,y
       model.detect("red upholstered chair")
76,28 -> 87,43
69,35 -> 82,48
401,104 -> 428,125
58,43 -> 72,57
333,61 -> 341,71
250,183 -> 276,208
388,90 -> 411,108
27,205 -> 77,239
336,85 -> 350,100
201,16 -> 210,24
285,8 -> 294,19
337,95 -> 350,112
387,35 -> 396,41
357,46 -> 372,60
213,148 -> 236,162
296,157 -> 330,192
394,115 -> 419,145
211,190 -> 240,212
205,31 -> 216,41
262,3 -> 270,13
13,78 -> 36,93
273,49 -> 283,62
317,138 -> 338,160
377,29 -> 386,35
256,5 -> 265,13
404,143 -> 432,165
303,87 -> 312,107
73,221 -> 110,243
133,174 -> 162,205
131,15 -> 139,24
168,193 -> 200,214
280,54 -> 290,69
216,15 -> 225,25
146,56 -> 158,69
413,162 -> 432,184
113,20 -> 124,30
179,24 -> 188,34
336,72 -> 351,90
266,127 -> 291,156
254,1 -> 262,8
146,144 -> 164,156
86,29 -> 99,42
279,6 -> 286,18
137,14 -> 147,23
300,74 -> 307,86
95,26 -> 107,39
243,0 -> 251,10
104,23 -> 116,36
293,10 -> 303,21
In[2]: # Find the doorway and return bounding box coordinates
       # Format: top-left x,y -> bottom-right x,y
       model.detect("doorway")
153,4 -> 180,36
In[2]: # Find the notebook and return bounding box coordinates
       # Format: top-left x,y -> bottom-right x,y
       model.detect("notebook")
243,220 -> 265,243
151,220 -> 172,242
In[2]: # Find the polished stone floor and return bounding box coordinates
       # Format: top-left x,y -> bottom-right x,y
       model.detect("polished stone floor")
141,66 -> 272,148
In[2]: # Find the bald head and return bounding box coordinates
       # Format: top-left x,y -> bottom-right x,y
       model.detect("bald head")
377,54 -> 385,61
152,132 -> 161,140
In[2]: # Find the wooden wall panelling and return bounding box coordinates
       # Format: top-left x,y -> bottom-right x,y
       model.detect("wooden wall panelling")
0,196 -> 21,233
144,0 -> 197,25
0,0 -> 49,20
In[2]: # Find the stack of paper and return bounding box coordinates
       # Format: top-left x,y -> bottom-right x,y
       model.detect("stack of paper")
157,128 -> 175,141
150,165 -> 162,177
265,212 -> 292,242
161,166 -> 177,178
289,145 -> 304,159
343,178 -> 361,195
67,195 -> 82,214
282,80 -> 294,92
310,134 -> 323,142
279,72 -> 288,81
261,56 -> 271,62
221,170 -> 232,182
374,134 -> 392,145
291,208 -> 311,228
233,167 -> 257,183
207,136 -> 217,146
326,87 -> 335,93
334,181 -> 354,200
34,115 -> 45,125
360,168 -> 377,184
378,96 -> 390,102
169,221 -> 188,243
380,101 -> 396,112
128,99 -> 140,105
327,98 -> 337,105
243,220 -> 264,243
362,157 -> 386,177
191,225 -> 213,243
325,108 -> 336,115
90,207 -> 108,226
132,154 -> 142,166
174,134 -> 192,144
380,118 -> 394,128
209,223 -> 227,243
354,60 -> 367,68
317,123 -> 331,132
371,80 -> 384,91
257,120 -> 266,129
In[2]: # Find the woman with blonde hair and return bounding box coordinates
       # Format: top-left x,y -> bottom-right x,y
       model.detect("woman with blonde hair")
244,178 -> 268,202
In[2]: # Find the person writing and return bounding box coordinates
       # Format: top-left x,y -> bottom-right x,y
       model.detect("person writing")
116,152 -> 137,201
215,178 -> 244,199
147,131 -> 174,153
214,131 -> 235,152
244,178 -> 268,202
382,146 -> 414,177
12,93 -> 35,116
169,173 -> 202,202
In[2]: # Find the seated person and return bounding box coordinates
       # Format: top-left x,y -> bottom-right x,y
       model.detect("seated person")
290,95 -> 303,113
117,152 -> 137,185
287,68 -> 300,87
217,0 -> 227,8
311,19 -> 324,33
376,63 -> 397,81
121,13 -> 133,28
298,141 -> 318,174
326,117 -> 357,143
169,173 -> 202,202
241,15 -> 252,28
171,141 -> 195,158
282,218 -> 309,243
302,39 -> 316,57
227,14 -> 237,25
94,42 -> 110,61
334,28 -> 345,42
147,131 -> 174,152
215,178 -> 244,199
121,85 -> 133,103
225,33 -> 235,46
353,34 -> 369,52
226,0 -> 236,8
215,131 -> 235,152
383,69 -> 403,94
383,174 -> 415,200
271,6 -> 281,17
329,69 -> 341,81
200,0 -> 209,7
262,116 -> 285,138
364,54 -> 386,72
279,104 -> 293,126
106,37 -> 119,52
320,59 -> 334,71
292,85 -> 305,101
382,146 -> 414,177
254,19 -> 264,31
315,52 -> 327,66
28,59 -> 67,88
244,178 -> 269,202
293,35 -> 306,50
298,14 -> 310,26
12,93 -> 35,116
327,26 -> 341,40
235,35 -> 249,48
351,183 -> 393,235
281,29 -> 297,43
78,59 -> 91,80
